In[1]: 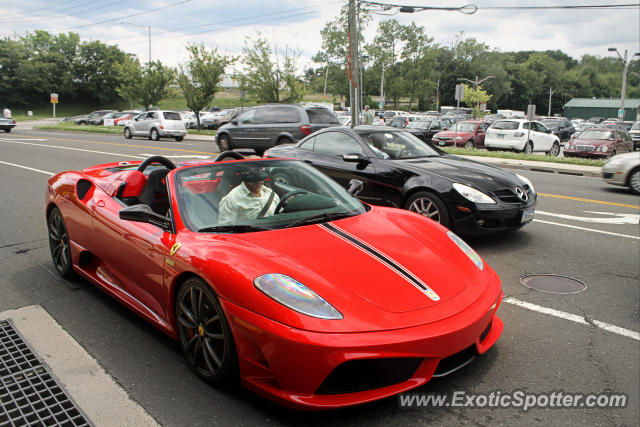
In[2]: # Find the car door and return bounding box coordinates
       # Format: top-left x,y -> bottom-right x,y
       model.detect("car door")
299,130 -> 380,204
89,188 -> 172,321
616,131 -> 633,153
134,112 -> 153,135
533,122 -> 553,151
475,123 -> 488,147
229,108 -> 260,147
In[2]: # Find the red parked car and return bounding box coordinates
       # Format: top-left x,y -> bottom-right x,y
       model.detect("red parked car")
46,153 -> 503,410
431,120 -> 489,149
564,128 -> 634,159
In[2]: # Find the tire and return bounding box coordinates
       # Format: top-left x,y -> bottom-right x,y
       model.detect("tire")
523,141 -> 533,155
176,278 -> 238,385
627,168 -> 640,195
464,140 -> 474,149
174,136 -> 184,142
610,150 -> 616,158
4,128 -> 10,133
124,128 -> 132,139
404,191 -> 451,229
217,134 -> 231,151
47,207 -> 74,278
277,137 -> 293,145
548,141 -> 560,157
150,128 -> 160,141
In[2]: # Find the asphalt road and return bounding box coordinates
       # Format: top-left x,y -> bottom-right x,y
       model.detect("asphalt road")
0,127 -> 638,426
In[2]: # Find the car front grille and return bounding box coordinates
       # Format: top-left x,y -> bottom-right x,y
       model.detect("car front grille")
493,185 -> 533,203
316,358 -> 422,394
603,172 -> 614,179
575,145 -> 595,152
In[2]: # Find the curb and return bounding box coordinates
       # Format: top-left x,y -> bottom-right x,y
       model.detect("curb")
459,155 -> 602,178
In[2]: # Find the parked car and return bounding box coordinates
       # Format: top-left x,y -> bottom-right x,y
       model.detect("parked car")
405,120 -> 448,143
628,121 -> 640,151
265,126 -> 537,235
485,119 -> 561,155
0,117 -> 16,132
602,151 -> 640,194
215,104 -> 339,155
45,153 -> 503,409
389,115 -> 423,128
201,109 -> 237,130
564,128 -> 633,159
89,111 -> 121,125
432,120 -> 489,149
589,117 -> 605,124
570,122 -> 598,139
540,118 -> 575,141
123,110 -> 187,141
113,110 -> 143,126
75,110 -> 117,125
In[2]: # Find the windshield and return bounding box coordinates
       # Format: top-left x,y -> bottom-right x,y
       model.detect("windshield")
542,120 -> 560,129
491,120 -> 520,130
359,130 -> 441,159
578,130 -> 615,140
450,121 -> 477,132
407,121 -> 430,129
175,159 -> 366,233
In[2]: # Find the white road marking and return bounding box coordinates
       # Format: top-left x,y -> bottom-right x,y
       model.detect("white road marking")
503,297 -> 640,341
138,153 -> 210,159
536,210 -> 640,224
533,219 -> 640,240
0,139 -> 146,159
0,137 -> 48,141
0,160 -> 54,176
0,305 -> 158,426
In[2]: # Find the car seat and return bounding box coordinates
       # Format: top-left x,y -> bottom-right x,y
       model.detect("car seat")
139,169 -> 170,215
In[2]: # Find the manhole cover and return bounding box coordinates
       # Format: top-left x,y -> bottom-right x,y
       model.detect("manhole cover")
520,275 -> 587,294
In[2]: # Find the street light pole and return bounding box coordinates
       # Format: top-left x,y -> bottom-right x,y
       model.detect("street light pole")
380,64 -> 391,111
548,87 -> 555,116
457,75 -> 494,116
608,47 -> 640,121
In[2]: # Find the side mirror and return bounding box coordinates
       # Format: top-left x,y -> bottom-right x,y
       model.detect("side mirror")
231,120 -> 238,126
119,204 -> 171,231
347,179 -> 364,196
342,153 -> 369,164
547,129 -> 552,133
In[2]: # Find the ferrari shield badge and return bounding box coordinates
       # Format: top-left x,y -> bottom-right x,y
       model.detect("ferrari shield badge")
169,242 -> 182,256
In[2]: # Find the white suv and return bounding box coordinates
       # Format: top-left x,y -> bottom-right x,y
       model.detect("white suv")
124,110 -> 187,141
485,119 -> 561,155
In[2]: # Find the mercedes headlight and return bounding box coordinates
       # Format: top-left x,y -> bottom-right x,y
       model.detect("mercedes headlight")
453,183 -> 495,204
515,173 -> 536,194
447,231 -> 484,270
254,274 -> 343,319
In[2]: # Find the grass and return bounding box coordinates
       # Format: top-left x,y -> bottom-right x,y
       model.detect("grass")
34,120 -> 218,136
440,146 -> 606,167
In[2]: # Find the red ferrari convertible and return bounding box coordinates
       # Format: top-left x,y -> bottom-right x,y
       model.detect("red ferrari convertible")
46,153 -> 503,409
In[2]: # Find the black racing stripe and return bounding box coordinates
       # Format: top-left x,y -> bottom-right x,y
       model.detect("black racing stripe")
321,223 -> 428,292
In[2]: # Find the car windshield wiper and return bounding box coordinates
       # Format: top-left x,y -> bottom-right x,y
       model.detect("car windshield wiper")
198,224 -> 270,233
286,212 -> 356,228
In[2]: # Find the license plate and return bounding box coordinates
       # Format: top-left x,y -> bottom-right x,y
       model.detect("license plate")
521,207 -> 535,223
497,133 -> 505,139
439,140 -> 445,146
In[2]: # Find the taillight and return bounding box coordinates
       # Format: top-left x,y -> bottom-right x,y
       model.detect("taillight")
300,125 -> 312,135
405,117 -> 409,124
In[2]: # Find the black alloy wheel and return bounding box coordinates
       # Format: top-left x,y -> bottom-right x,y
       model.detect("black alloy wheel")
176,278 -> 237,385
405,191 -> 451,228
150,129 -> 160,141
48,207 -> 74,278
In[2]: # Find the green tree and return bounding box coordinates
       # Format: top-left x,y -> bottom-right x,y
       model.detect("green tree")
462,84 -> 491,117
239,34 -> 306,103
177,44 -> 232,129
117,58 -> 175,110
74,40 -> 129,105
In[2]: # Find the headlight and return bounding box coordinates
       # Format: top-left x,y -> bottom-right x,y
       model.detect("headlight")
601,146 -> 608,153
515,173 -> 536,194
254,274 -> 343,320
447,231 -> 484,270
453,183 -> 496,204
565,142 -> 571,149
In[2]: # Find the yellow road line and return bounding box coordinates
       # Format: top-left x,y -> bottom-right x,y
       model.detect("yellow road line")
39,135 -> 219,156
538,193 -> 639,209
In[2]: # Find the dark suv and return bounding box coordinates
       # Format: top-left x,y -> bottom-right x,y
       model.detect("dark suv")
215,105 -> 339,155
541,118 -> 575,141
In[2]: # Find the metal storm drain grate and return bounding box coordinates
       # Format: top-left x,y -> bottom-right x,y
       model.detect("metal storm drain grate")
0,320 -> 92,427
520,274 -> 588,294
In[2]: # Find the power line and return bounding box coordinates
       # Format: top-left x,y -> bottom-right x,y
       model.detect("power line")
0,0 -> 124,24
0,0 -> 86,20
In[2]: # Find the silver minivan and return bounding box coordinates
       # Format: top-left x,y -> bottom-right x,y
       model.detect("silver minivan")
124,110 -> 187,141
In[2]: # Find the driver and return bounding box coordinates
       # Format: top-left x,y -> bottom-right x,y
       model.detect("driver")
218,168 -> 280,224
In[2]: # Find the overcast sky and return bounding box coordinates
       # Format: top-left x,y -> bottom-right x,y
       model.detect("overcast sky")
1,0 -> 638,71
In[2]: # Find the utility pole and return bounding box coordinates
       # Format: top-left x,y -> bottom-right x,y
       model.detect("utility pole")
436,79 -> 440,112
608,47 -> 640,121
457,75 -> 494,114
348,0 -> 359,127
547,87 -> 555,116
323,66 -> 329,101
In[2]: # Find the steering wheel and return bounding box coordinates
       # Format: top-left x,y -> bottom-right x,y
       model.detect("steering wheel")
214,151 -> 245,162
137,155 -> 177,172
274,190 -> 308,214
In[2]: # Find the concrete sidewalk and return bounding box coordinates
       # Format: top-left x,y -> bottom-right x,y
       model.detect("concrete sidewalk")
460,155 -> 602,177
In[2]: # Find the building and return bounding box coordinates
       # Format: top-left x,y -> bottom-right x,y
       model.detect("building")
563,98 -> 640,121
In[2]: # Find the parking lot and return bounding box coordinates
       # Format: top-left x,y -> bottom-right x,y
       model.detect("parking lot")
0,126 -> 638,425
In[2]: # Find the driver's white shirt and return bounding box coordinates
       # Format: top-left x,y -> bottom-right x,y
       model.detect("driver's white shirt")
218,182 -> 280,224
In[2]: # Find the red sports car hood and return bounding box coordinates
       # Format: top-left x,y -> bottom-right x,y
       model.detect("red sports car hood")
193,207 -> 500,333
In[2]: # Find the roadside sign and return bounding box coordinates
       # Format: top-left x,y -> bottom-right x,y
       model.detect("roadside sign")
455,84 -> 464,101
527,104 -> 536,121
618,108 -> 625,119
50,93 -> 58,104
104,119 -> 115,127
